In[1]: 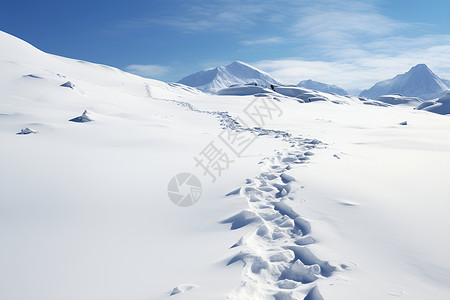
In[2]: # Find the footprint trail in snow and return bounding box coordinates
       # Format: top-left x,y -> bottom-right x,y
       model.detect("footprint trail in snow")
145,83 -> 339,299
223,138 -> 336,300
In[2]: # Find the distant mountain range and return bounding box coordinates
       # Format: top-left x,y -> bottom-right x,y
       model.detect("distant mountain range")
177,61 -> 282,93
297,79 -> 349,96
178,62 -> 450,100
178,61 -> 348,95
360,64 -> 449,100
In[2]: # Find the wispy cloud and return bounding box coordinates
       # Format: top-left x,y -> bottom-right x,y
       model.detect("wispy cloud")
120,1 -> 271,33
241,37 -> 285,46
125,64 -> 170,78
251,1 -> 450,93
120,0 -> 450,91
293,1 -> 408,42
254,37 -> 450,93
119,0 -> 301,33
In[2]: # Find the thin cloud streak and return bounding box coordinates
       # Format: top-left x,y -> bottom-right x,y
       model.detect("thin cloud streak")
125,64 -> 170,78
241,37 -> 285,46
293,1 -> 409,41
119,1 -> 291,33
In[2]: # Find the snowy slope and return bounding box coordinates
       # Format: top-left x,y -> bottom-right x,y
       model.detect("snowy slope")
177,61 -> 282,93
0,30 -> 253,300
297,79 -> 349,96
1,31 -> 450,300
360,64 -> 449,100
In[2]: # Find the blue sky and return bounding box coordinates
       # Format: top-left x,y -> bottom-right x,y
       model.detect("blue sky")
1,0 -> 450,93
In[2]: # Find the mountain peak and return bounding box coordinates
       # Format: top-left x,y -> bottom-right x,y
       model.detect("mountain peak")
178,61 -> 281,93
229,60 -> 246,65
227,61 -> 254,69
409,63 -> 433,74
360,64 -> 449,100
411,63 -> 429,70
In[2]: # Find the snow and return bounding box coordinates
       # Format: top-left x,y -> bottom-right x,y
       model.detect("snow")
177,61 -> 282,93
217,84 -> 272,96
60,80 -> 75,88
16,127 -> 37,135
360,64 -> 450,100
297,79 -> 349,96
217,84 -> 361,105
69,110 -> 92,122
376,94 -> 423,106
1,30 -> 450,300
416,91 -> 450,115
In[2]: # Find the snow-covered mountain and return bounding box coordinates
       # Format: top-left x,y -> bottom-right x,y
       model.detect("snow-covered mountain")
360,64 -> 449,100
297,79 -> 349,96
177,61 -> 282,93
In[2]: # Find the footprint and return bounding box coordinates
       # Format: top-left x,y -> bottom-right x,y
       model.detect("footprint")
303,286 -> 324,300
169,284 -> 197,296
251,256 -> 270,274
226,187 -> 241,196
221,210 -> 261,230
279,260 -> 319,283
284,246 -> 335,277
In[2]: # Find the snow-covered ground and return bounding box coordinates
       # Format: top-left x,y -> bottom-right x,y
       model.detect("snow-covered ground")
1,31 -> 450,300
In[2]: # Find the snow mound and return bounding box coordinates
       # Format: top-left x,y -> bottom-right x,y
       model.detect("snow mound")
169,284 -> 197,296
358,97 -> 391,107
217,84 -> 369,106
297,79 -> 349,96
416,91 -> 450,115
376,94 -> 423,106
360,64 -> 449,100
69,110 -> 92,123
274,86 -> 347,104
60,81 -> 74,88
217,84 -> 273,96
16,127 -> 37,135
178,61 -> 282,93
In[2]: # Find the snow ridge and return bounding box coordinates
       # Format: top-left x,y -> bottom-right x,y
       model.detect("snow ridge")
297,79 -> 349,96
